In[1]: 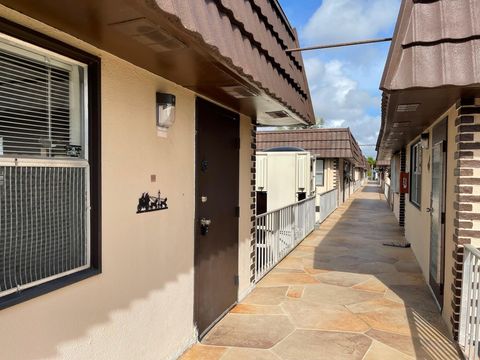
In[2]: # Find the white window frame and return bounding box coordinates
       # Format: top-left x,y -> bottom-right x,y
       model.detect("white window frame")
0,33 -> 91,298
315,158 -> 325,187
0,32 -> 89,161
410,141 -> 422,207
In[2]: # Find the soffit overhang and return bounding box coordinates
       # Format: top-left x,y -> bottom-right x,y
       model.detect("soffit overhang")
0,0 -> 315,126
376,86 -> 480,162
376,0 -> 480,162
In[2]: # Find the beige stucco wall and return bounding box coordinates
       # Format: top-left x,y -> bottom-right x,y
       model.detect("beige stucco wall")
392,192 -> 400,222
0,5 -> 253,360
404,104 -> 457,328
315,158 -> 335,194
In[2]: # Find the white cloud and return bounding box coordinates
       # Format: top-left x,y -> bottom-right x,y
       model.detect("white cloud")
304,57 -> 380,156
302,0 -> 399,45
297,0 -> 401,157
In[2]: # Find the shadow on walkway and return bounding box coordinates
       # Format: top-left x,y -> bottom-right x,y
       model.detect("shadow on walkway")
181,184 -> 462,360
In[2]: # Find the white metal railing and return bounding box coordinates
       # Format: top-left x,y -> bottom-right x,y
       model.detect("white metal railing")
354,180 -> 361,192
255,197 -> 315,282
317,188 -> 338,224
459,245 -> 480,359
352,178 -> 366,193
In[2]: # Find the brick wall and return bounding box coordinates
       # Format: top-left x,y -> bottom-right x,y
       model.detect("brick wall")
450,98 -> 480,338
250,119 -> 257,284
399,148 -> 406,227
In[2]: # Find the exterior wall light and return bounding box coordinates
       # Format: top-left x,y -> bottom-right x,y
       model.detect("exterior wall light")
156,93 -> 176,137
421,132 -> 429,149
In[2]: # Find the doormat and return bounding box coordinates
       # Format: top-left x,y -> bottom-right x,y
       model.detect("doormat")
383,242 -> 411,248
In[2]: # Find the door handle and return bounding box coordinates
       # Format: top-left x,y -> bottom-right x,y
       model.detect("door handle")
426,207 -> 433,213
200,218 -> 211,236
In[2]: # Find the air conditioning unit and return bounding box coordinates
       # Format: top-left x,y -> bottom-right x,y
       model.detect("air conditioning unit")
255,150 -> 312,212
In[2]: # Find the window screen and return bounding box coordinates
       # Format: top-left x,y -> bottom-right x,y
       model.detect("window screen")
0,36 -> 89,298
315,159 -> 324,186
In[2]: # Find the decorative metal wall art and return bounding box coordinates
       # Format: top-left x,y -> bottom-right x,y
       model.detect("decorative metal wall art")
137,191 -> 168,213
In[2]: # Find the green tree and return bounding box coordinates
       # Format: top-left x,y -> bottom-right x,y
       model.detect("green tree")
367,156 -> 376,178
367,156 -> 376,168
311,117 -> 325,128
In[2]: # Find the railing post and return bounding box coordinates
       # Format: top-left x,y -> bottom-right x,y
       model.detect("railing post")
290,204 -> 295,248
458,245 -> 480,359
460,248 -> 471,349
473,255 -> 480,358
276,210 -> 280,261
254,215 -> 258,282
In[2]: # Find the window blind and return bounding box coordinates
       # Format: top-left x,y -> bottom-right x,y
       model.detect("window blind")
0,47 -> 75,158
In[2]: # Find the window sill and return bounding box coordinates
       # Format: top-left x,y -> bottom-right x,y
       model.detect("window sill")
0,268 -> 101,310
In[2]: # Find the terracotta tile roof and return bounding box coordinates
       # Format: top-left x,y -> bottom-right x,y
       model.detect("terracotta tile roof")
256,128 -> 366,167
376,160 -> 390,167
152,0 -> 315,124
377,0 -> 480,161
381,0 -> 480,91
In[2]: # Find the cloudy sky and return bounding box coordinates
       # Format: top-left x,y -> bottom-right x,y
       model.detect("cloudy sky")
279,0 -> 401,157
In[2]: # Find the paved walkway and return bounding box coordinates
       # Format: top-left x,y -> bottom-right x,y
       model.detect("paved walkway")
181,183 -> 461,360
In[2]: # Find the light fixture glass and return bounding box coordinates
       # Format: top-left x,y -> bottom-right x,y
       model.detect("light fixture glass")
156,93 -> 176,137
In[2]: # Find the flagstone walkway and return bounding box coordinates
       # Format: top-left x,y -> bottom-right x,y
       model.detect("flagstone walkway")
180,183 -> 462,360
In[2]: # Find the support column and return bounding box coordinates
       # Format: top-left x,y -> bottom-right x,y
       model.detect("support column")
450,98 -> 480,339
337,159 -> 344,204
333,159 -> 339,190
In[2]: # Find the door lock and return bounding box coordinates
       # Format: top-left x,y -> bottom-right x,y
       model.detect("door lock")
200,218 -> 211,236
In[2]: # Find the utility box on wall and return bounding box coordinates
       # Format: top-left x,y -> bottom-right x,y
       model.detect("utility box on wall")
256,149 -> 315,213
400,172 -> 409,193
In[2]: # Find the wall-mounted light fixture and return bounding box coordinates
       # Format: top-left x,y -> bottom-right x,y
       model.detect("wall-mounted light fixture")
156,93 -> 176,137
420,132 -> 429,149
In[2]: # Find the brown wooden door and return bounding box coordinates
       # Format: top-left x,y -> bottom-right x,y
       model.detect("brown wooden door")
194,97 -> 239,338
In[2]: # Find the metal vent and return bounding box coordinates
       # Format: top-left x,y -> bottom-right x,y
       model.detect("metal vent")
110,18 -> 186,52
0,163 -> 89,297
221,85 -> 258,99
393,122 -> 412,128
396,103 -> 420,112
265,110 -> 290,119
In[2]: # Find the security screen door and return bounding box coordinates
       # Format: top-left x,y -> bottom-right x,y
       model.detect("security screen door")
429,119 -> 447,307
194,97 -> 239,338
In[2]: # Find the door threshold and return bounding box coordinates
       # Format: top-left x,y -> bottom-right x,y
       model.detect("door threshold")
427,284 -> 443,312
198,301 -> 237,340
